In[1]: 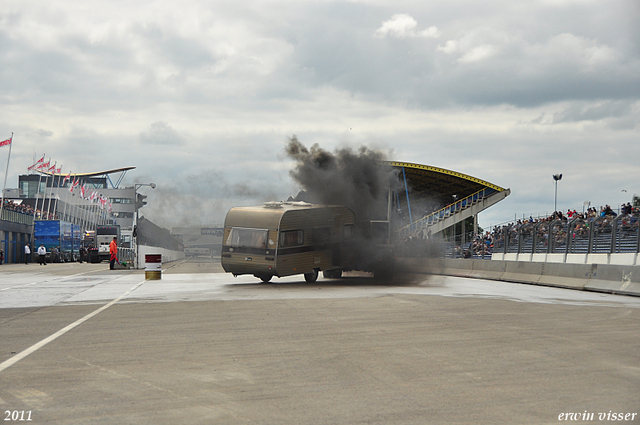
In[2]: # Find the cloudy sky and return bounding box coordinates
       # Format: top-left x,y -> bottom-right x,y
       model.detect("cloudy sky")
1,0 -> 639,230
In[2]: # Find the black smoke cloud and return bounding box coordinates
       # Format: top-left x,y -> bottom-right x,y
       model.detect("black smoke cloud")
284,135 -> 400,223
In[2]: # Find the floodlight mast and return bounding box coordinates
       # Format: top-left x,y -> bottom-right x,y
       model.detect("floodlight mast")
553,174 -> 562,212
452,194 -> 458,248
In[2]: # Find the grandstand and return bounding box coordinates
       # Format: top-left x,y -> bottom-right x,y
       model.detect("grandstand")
385,162 -> 640,265
387,161 -> 510,241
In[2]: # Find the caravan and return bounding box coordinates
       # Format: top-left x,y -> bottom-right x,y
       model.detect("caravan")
222,202 -> 357,282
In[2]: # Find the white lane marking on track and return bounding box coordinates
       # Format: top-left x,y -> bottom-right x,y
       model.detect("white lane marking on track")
0,269 -> 104,292
0,279 -> 147,374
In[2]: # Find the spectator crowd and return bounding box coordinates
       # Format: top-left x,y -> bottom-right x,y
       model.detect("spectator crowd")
488,203 -> 638,257
2,199 -> 59,220
399,201 -> 639,259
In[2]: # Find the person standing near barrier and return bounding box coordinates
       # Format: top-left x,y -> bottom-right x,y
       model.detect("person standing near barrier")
37,244 -> 47,265
109,237 -> 118,270
24,243 -> 31,264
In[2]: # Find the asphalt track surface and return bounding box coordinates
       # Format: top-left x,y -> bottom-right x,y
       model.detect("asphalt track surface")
0,258 -> 639,424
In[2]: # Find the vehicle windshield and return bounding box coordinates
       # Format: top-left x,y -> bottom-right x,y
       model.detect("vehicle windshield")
225,227 -> 268,249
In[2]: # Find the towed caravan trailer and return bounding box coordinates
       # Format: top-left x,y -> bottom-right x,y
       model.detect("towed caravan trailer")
221,202 -> 356,282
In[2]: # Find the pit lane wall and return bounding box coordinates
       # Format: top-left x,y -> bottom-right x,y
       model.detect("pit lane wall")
137,244 -> 185,269
399,257 -> 640,297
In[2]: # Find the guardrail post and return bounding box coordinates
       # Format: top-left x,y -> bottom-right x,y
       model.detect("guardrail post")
532,223 -> 539,254
548,219 -> 560,254
517,229 -> 523,254
637,218 -> 640,254
503,229 -> 509,254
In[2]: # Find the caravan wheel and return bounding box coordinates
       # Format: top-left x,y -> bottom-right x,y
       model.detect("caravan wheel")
304,270 -> 319,283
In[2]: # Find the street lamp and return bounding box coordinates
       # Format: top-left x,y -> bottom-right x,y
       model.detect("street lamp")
452,194 -> 458,249
134,183 -> 156,269
553,174 -> 562,212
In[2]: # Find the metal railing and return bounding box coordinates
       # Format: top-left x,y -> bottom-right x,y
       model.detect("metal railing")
493,213 -> 640,255
0,208 -> 34,225
398,187 -> 497,239
118,247 -> 135,265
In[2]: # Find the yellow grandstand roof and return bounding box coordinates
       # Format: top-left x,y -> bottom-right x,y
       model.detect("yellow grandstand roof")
387,161 -> 506,203
40,166 -> 136,177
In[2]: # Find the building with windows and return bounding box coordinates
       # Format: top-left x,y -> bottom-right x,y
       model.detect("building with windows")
2,166 -> 184,265
1,167 -> 151,262
13,167 -> 145,231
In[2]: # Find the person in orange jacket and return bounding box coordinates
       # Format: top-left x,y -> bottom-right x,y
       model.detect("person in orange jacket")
109,237 -> 118,270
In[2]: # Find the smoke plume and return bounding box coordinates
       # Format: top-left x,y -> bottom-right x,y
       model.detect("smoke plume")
285,136 -> 400,223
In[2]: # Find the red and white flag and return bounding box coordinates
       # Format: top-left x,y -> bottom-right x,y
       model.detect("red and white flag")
38,160 -> 50,170
81,184 -> 86,199
63,173 -> 71,185
0,137 -> 11,147
69,178 -> 80,193
28,156 -> 45,171
48,162 -> 57,173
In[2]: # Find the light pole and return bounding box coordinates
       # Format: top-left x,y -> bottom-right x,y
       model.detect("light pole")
452,194 -> 458,250
134,183 -> 156,269
553,174 -> 562,212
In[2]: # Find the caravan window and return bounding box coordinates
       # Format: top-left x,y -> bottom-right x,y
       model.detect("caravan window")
343,224 -> 355,240
280,230 -> 304,247
226,227 -> 269,249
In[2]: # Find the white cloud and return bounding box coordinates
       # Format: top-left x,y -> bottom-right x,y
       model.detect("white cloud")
1,0 -> 639,230
436,28 -> 512,64
437,40 -> 457,55
531,33 -> 622,73
374,14 -> 441,39
458,44 -> 500,63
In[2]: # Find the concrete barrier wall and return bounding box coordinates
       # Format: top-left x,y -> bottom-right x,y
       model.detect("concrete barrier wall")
398,257 -> 640,297
137,245 -> 185,269
492,251 -> 639,266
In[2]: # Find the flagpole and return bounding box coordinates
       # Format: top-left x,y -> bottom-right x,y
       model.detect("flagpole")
62,175 -> 70,222
79,187 -> 86,231
34,171 -> 42,219
42,169 -> 49,219
53,166 -> 62,219
0,133 -> 13,219
34,158 -> 48,220
53,167 -> 63,219
84,196 -> 91,233
45,162 -> 56,219
53,195 -> 59,220
93,200 -> 99,229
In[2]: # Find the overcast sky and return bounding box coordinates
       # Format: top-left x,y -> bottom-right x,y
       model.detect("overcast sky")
1,0 -> 639,230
